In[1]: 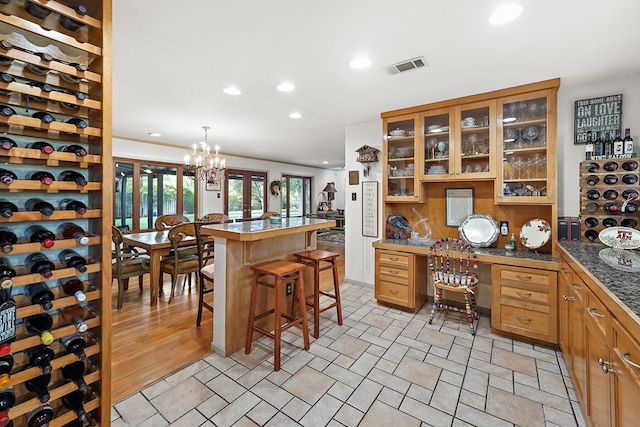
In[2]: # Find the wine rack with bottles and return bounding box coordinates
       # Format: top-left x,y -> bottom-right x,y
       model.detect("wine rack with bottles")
580,158 -> 640,242
0,1 -> 111,426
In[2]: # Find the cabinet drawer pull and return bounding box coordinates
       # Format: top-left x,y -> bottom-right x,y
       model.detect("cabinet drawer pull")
516,274 -> 532,280
516,291 -> 532,297
562,295 -> 574,301
389,256 -> 399,261
389,289 -> 399,295
588,307 -> 605,318
621,352 -> 640,370
598,357 -> 614,374
515,316 -> 532,322
389,270 -> 399,275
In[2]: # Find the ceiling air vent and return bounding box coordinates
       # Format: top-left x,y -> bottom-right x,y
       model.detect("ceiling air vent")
385,56 -> 428,75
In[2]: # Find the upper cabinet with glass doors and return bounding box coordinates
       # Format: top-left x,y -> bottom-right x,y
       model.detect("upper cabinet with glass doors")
495,89 -> 557,204
383,114 -> 424,202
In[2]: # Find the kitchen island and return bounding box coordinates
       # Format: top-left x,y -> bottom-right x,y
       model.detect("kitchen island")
200,217 -> 335,356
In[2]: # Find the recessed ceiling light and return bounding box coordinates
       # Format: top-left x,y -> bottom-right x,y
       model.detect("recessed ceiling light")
289,112 -> 302,119
277,82 -> 295,92
489,4 -> 523,25
350,56 -> 371,69
223,86 -> 241,96
148,132 -> 161,137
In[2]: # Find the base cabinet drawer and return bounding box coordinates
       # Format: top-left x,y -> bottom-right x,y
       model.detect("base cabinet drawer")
375,249 -> 428,312
499,304 -> 550,337
377,280 -> 410,305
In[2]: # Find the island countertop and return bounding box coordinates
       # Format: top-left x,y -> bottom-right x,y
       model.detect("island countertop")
201,217 -> 335,241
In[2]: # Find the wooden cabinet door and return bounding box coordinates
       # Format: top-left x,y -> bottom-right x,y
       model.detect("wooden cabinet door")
612,319 -> 640,426
558,275 -> 571,357
383,113 -> 422,201
453,100 -> 497,179
585,319 -> 612,427
570,284 -> 587,404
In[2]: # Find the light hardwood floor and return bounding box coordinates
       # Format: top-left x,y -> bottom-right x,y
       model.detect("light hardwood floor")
111,241 -> 345,403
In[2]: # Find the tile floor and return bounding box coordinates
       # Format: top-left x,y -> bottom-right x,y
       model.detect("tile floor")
111,283 -> 586,427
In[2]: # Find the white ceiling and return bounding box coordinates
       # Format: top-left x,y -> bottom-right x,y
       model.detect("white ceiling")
112,0 -> 640,169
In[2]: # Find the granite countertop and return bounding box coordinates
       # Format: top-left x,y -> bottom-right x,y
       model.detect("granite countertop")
200,217 -> 334,241
558,240 -> 640,318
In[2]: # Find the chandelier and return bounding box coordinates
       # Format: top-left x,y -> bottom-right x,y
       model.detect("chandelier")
184,126 -> 226,181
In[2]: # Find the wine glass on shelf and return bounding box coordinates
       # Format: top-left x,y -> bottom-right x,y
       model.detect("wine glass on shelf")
469,133 -> 479,154
437,140 -> 447,158
524,126 -> 538,147
514,157 -> 525,179
528,102 -> 539,121
427,138 -> 437,159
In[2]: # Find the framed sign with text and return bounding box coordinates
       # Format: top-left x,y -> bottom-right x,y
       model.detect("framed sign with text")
362,181 -> 378,237
574,94 -> 622,144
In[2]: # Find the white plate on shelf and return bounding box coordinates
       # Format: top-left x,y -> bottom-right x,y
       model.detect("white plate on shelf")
598,247 -> 640,272
458,213 -> 499,247
598,227 -> 640,249
519,218 -> 551,249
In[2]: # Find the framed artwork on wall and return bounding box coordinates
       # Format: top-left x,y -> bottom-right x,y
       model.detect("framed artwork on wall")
445,188 -> 473,227
206,170 -> 221,191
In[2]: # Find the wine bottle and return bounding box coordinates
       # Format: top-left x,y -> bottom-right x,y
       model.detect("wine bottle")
26,345 -> 55,374
32,111 -> 55,123
586,190 -> 600,200
35,52 -> 53,62
26,141 -> 54,154
58,223 -> 89,245
25,252 -> 55,279
622,189 -> 639,200
603,161 -> 618,172
25,225 -> 56,248
60,5 -> 87,32
623,174 -> 638,184
61,361 -> 87,392
602,218 -> 617,228
59,170 -> 87,186
0,73 -> 12,84
58,198 -> 87,215
58,144 -> 87,157
584,217 -> 598,228
0,257 -> 16,288
59,278 -> 86,302
62,390 -> 87,423
29,171 -> 55,185
585,229 -> 599,241
24,1 -> 51,19
59,249 -> 87,273
26,404 -> 54,426
25,373 -> 50,403
25,198 -> 54,216
28,81 -> 53,93
0,410 -> 8,427
0,200 -> 17,218
622,218 -> 638,228
65,117 -> 87,129
0,169 -> 17,185
27,282 -> 54,310
623,128 -> 634,155
613,129 -> 624,155
603,190 -> 618,200
594,132 -> 604,156
70,62 -> 88,72
625,202 -> 638,213
61,305 -> 87,333
25,314 -> 54,345
0,355 -> 12,389
61,333 -> 87,361
603,202 -> 620,214
0,106 -> 15,117
0,137 -> 16,151
0,387 -> 15,412
0,229 -> 16,253
622,160 -> 638,171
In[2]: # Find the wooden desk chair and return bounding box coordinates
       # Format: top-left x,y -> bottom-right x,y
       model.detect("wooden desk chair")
428,238 -> 479,335
193,221 -> 217,326
199,212 -> 230,222
111,226 -> 149,309
154,214 -> 190,230
159,223 -> 200,303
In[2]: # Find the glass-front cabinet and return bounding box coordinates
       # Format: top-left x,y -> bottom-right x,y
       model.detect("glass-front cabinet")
454,101 -> 496,179
383,114 -> 423,201
495,89 -> 557,204
422,108 -> 453,179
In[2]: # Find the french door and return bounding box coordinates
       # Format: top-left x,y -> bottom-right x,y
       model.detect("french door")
281,175 -> 312,217
225,169 -> 267,220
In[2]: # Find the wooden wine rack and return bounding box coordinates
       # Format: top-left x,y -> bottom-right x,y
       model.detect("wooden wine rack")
579,157 -> 640,242
0,1 -> 111,426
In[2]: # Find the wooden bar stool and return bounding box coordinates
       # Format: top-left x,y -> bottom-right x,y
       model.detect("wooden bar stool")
245,260 -> 310,371
293,250 -> 343,338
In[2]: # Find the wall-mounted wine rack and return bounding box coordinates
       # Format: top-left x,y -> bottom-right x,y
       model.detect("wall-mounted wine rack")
580,158 -> 640,242
0,0 -> 111,426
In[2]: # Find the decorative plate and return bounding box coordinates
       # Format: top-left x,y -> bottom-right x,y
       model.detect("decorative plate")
458,213 -> 499,247
598,226 -> 640,249
519,219 -> 551,249
385,214 -> 411,239
598,247 -> 640,272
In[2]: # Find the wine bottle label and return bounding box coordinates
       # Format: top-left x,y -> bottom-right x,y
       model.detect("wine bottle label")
0,301 -> 16,345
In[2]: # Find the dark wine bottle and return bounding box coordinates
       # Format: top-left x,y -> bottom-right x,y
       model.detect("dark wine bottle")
622,160 -> 638,171
0,169 -> 17,185
603,189 -> 618,200
28,81 -> 53,93
0,387 -> 15,412
58,144 -> 87,156
586,190 -> 600,200
29,171 -> 55,185
584,130 -> 593,160
0,200 -> 17,218
25,225 -> 56,248
603,174 -> 618,185
0,105 -> 15,117
27,282 -> 54,310
0,137 -> 16,151
26,345 -> 55,374
24,1 -> 51,19
70,62 -> 88,72
25,198 -> 54,216
622,174 -> 638,184
35,52 -> 53,62
59,170 -> 87,186
603,202 -> 620,214
65,117 -> 87,129
59,249 -> 87,273
61,361 -> 87,392
622,218 -> 638,228
25,373 -> 50,403
26,404 -> 54,427
32,111 -> 55,123
0,228 -> 16,253
59,278 -> 86,302
584,217 -> 598,228
0,72 -> 13,83
58,223 -> 89,245
0,355 -> 13,389
613,129 -> 624,155
604,131 -> 613,156
585,230 -> 599,241
62,390 -> 87,423
58,198 -> 87,215
25,252 -> 55,279
625,202 -> 638,213
25,314 -> 54,346
61,305 -> 87,333
622,189 -> 639,200
623,128 -> 634,155
0,257 -> 16,288
602,218 -> 617,228
603,161 -> 618,172
0,410 -> 8,427
594,132 -> 604,157
59,5 -> 87,32
26,141 -> 54,154
61,333 -> 87,361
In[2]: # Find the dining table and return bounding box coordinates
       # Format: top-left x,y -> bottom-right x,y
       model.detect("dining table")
121,229 -> 195,306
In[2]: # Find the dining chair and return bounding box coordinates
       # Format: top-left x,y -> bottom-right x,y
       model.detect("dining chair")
194,221 -> 217,326
260,211 -> 280,219
427,237 -> 479,335
154,214 -> 190,231
159,222 -> 200,303
111,226 -> 150,309
199,212 -> 230,222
